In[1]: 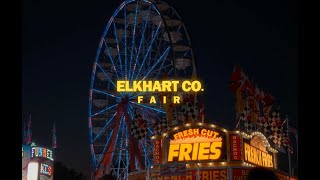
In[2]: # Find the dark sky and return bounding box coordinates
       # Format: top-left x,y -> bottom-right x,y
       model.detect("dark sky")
22,0 -> 298,177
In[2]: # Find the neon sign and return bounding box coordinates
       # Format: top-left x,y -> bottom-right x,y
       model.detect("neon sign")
244,143 -> 273,167
243,135 -> 274,168
230,134 -> 241,161
167,127 -> 225,162
40,163 -> 52,176
153,139 -> 162,164
31,147 -> 53,161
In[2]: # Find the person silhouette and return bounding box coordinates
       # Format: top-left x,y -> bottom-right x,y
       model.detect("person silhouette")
247,167 -> 278,180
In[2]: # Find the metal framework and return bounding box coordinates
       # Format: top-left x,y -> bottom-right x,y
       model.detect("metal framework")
88,0 -> 197,179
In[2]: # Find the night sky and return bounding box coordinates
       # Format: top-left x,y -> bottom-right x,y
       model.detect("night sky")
22,0 -> 298,178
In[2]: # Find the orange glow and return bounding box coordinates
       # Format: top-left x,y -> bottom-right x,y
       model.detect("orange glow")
173,128 -> 220,140
244,143 -> 273,167
168,142 -> 222,162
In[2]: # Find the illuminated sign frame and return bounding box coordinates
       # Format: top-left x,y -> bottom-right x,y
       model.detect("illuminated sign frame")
153,138 -> 162,164
40,163 -> 53,177
229,133 -> 242,161
241,132 -> 278,168
31,147 -> 54,161
158,123 -> 228,163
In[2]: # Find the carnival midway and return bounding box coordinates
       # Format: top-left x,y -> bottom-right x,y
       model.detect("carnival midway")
22,0 -> 297,179
87,0 -> 297,179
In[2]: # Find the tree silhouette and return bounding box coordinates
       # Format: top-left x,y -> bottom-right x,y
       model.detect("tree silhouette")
53,161 -> 86,180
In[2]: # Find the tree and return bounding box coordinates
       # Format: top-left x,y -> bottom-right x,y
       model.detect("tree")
53,161 -> 86,180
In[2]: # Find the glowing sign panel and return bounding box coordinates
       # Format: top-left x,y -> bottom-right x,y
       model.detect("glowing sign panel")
153,139 -> 162,164
167,127 -> 225,162
232,168 -> 250,179
243,135 -> 274,168
40,163 -> 52,177
150,169 -> 228,180
31,147 -> 53,161
230,134 -> 241,161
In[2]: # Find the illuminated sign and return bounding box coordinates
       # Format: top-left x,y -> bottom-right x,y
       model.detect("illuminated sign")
116,80 -> 204,104
232,168 -> 250,180
153,139 -> 162,164
160,164 -> 186,176
31,147 -> 53,161
166,125 -> 226,162
243,135 -> 274,168
150,169 -> 228,180
230,134 -> 241,161
40,163 -> 52,177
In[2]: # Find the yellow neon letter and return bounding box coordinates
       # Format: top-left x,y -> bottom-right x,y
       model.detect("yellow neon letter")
168,144 -> 180,162
173,96 -> 180,104
191,81 -> 202,92
209,142 -> 222,160
171,81 -> 179,92
125,81 -> 133,92
133,81 -> 142,92
117,81 -> 125,92
162,81 -> 172,91
163,96 -> 166,104
192,143 -> 199,160
150,96 -> 156,104
198,142 -> 210,160
178,144 -> 192,161
153,81 -> 162,91
182,81 -> 192,92
143,81 -> 153,91
138,96 -> 143,103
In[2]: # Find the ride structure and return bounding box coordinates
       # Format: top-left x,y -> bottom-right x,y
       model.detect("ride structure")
88,0 -> 197,179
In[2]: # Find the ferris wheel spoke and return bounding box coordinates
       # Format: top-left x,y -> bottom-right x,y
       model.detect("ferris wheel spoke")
147,127 -> 154,136
126,45 -> 169,97
113,22 -> 124,78
96,63 -> 116,88
130,6 -> 152,81
168,68 -> 174,76
129,91 -> 146,100
129,101 -> 165,113
141,141 -> 150,166
129,0 -> 139,80
135,22 -> 162,80
116,118 -> 125,176
91,104 -> 118,117
96,128 -> 114,167
110,112 -> 124,169
124,6 -> 128,80
102,39 -> 120,79
93,112 -> 117,142
127,105 -> 136,121
125,119 -> 129,177
93,89 -> 120,99
155,64 -> 173,79
151,30 -> 166,65
142,46 -> 170,80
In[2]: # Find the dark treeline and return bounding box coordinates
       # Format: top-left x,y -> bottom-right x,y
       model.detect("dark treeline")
53,161 -> 86,180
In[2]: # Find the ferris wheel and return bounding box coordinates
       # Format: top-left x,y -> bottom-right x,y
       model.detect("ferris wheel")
88,0 -> 197,179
